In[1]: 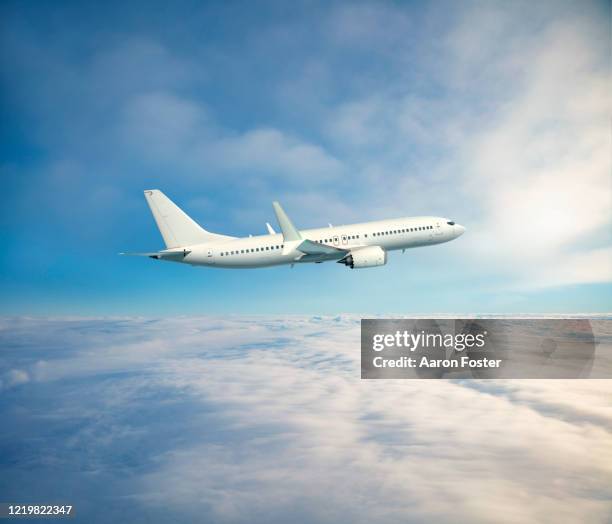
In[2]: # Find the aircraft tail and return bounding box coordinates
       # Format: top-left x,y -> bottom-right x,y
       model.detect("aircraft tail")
144,190 -> 229,248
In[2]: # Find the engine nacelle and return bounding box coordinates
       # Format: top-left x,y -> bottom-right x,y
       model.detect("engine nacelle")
340,246 -> 387,269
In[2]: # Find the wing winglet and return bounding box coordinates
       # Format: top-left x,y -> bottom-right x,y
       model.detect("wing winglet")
272,202 -> 302,242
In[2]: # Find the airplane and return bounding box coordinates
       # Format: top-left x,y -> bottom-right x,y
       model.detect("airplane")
122,190 -> 465,269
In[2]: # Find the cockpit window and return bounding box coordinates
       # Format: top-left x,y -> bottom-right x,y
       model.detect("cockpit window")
447,221 -> 455,225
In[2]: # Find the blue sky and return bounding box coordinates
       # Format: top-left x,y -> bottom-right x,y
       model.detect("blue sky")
1,0 -> 610,315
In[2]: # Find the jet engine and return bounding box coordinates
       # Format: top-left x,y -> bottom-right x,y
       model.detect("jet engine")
339,246 -> 387,269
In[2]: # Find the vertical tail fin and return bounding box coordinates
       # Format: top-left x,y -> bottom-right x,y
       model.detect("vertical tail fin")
144,190 -> 225,248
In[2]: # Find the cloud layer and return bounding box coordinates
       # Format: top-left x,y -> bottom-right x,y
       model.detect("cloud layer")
1,317 -> 611,523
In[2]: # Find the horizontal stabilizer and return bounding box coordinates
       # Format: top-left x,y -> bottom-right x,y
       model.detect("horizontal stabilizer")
120,249 -> 191,260
266,222 -> 276,235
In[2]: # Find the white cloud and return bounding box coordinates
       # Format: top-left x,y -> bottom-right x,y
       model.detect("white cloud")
458,17 -> 611,287
201,128 -> 344,182
120,92 -> 344,184
125,316 -> 611,524
320,4 -> 611,288
1,368 -> 30,389
7,317 -> 608,523
121,91 -> 211,160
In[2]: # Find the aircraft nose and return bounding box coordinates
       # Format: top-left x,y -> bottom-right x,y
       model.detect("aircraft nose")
455,224 -> 466,236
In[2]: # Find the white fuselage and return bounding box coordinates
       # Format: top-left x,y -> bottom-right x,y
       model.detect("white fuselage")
179,216 -> 465,268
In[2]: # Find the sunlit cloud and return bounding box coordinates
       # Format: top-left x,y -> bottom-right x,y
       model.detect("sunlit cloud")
1,317 -> 610,523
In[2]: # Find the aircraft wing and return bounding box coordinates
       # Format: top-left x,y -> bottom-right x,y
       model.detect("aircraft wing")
271,201 -> 351,261
296,239 -> 346,256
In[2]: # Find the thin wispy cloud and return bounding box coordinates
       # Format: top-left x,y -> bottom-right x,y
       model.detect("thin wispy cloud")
0,0 -> 609,314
